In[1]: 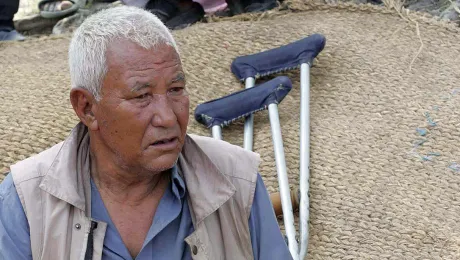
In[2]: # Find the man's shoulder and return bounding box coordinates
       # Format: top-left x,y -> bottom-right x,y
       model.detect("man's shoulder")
10,141 -> 65,184
187,133 -> 255,156
187,133 -> 245,152
186,134 -> 260,181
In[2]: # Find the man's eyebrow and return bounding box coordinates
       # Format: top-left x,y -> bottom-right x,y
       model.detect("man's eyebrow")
131,82 -> 151,92
131,73 -> 185,92
171,73 -> 186,83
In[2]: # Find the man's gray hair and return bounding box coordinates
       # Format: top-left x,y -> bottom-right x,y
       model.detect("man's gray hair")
69,6 -> 178,100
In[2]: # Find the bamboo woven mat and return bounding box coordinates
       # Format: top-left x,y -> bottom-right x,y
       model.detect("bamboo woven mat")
2,1 -> 460,258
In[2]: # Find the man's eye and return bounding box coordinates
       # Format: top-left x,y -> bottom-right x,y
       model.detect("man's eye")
136,93 -> 149,99
168,87 -> 186,96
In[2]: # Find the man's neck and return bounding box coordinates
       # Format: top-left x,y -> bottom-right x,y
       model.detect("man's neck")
89,147 -> 170,206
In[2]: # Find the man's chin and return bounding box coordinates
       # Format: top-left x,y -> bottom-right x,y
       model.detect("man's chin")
143,153 -> 180,173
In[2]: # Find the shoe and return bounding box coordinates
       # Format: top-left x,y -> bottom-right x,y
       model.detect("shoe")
240,0 -> 278,13
165,2 -> 204,30
225,0 -> 245,15
0,29 -> 26,42
244,1 -> 278,13
146,0 -> 180,23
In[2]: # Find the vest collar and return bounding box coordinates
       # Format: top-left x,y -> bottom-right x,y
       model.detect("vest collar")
177,135 -> 236,225
39,122 -> 90,213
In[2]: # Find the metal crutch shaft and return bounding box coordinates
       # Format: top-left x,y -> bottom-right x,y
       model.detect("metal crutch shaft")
299,63 -> 311,259
243,77 -> 256,151
268,103 -> 299,260
211,125 -> 223,140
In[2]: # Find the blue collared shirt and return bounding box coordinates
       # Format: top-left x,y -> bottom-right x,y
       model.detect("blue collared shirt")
0,166 -> 292,260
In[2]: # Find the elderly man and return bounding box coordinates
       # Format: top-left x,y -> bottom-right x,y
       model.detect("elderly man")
0,6 -> 292,260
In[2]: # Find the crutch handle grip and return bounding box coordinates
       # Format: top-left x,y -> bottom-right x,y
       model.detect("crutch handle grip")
270,188 -> 300,217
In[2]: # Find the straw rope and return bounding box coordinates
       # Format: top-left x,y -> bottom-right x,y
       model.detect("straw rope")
2,1 -> 460,258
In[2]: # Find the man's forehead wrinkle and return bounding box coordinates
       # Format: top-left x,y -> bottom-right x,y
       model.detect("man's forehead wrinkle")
120,60 -> 182,75
107,53 -> 179,73
128,55 -> 179,67
121,62 -> 176,79
107,38 -> 179,59
107,42 -> 179,62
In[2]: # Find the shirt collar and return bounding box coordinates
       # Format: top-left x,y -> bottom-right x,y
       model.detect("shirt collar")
170,165 -> 186,200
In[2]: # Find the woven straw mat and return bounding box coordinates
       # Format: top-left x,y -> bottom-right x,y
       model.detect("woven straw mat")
2,2 -> 460,259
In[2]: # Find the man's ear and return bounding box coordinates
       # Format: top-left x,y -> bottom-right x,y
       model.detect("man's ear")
70,88 -> 99,131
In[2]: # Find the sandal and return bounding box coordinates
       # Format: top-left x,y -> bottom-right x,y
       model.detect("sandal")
38,0 -> 79,19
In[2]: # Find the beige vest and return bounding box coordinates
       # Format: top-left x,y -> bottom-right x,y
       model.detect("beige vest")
10,123 -> 260,260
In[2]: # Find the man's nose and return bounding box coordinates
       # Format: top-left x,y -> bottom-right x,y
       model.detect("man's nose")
150,94 -> 177,128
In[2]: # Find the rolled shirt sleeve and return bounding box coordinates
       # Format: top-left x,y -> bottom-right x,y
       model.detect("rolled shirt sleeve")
249,174 -> 293,260
0,174 -> 32,260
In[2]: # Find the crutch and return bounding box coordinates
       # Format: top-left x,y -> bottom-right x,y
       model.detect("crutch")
195,76 -> 292,140
195,77 -> 298,255
195,76 -> 298,258
231,34 -> 326,260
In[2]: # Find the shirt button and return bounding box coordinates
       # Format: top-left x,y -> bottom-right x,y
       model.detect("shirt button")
192,245 -> 198,255
75,223 -> 81,230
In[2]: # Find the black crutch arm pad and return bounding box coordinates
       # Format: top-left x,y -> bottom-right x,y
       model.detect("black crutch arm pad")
231,34 -> 326,81
194,76 -> 292,128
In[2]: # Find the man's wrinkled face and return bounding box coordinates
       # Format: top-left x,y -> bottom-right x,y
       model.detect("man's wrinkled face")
95,39 -> 189,173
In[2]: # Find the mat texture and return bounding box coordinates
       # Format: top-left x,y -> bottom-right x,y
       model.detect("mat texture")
2,1 -> 460,258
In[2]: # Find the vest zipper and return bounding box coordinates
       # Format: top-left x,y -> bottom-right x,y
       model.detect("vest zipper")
84,221 -> 98,260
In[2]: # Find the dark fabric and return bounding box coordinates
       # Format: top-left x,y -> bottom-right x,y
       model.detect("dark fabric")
0,0 -> 19,30
242,0 -> 277,13
84,221 -> 98,260
225,0 -> 244,15
165,2 -> 204,30
226,0 -> 277,15
145,0 -> 180,22
231,34 -> 326,81
244,1 -> 277,13
0,29 -> 25,41
194,76 -> 292,128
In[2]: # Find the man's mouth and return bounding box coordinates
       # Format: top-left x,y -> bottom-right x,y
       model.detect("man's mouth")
150,137 -> 179,149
